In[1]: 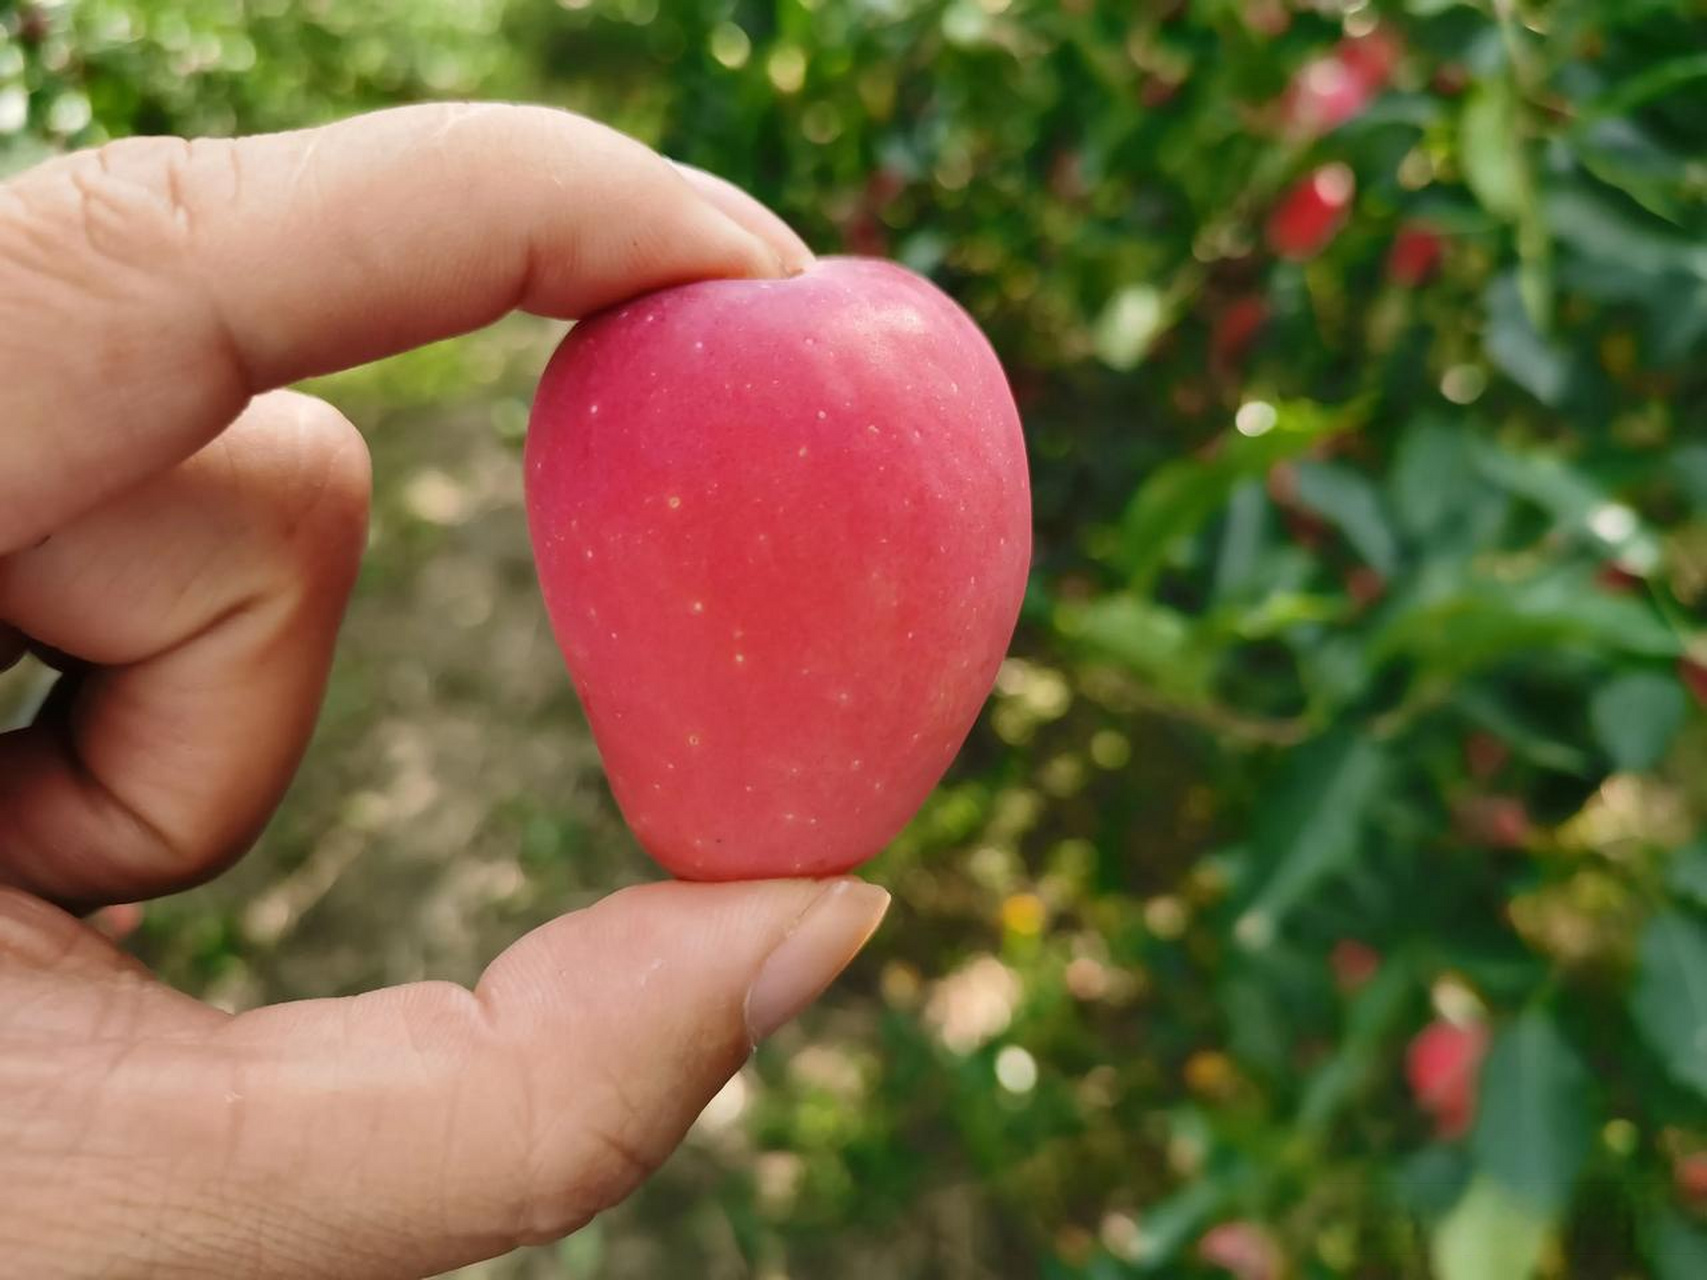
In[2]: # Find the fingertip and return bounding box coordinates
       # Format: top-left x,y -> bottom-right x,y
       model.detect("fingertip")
744,877 -> 890,1043
673,160 -> 817,278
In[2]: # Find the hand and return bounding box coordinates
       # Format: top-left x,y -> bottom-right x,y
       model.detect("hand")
0,103 -> 890,1278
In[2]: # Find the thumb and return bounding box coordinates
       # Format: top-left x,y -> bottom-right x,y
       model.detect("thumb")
34,878 -> 888,1279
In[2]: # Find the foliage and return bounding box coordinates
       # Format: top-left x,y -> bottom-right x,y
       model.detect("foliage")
6,0 -> 1707,1276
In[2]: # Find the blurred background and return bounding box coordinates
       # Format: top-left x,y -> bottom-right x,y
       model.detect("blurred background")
3,0 -> 1707,1276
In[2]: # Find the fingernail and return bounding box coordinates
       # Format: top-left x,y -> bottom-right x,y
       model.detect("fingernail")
758,231 -> 814,280
671,160 -> 816,279
745,880 -> 890,1042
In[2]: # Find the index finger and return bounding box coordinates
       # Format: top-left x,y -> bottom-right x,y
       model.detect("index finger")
0,103 -> 812,555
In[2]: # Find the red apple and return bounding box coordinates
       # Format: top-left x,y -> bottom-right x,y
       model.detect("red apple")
1675,1152 -> 1707,1204
1282,54 -> 1371,136
1595,561 -> 1645,593
1330,938 -> 1381,993
1198,1221 -> 1282,1280
1336,26 -> 1403,95
526,257 -> 1032,880
1266,163 -> 1356,261
1240,0 -> 1290,38
1344,565 -> 1386,608
1462,731 -> 1510,782
1388,223 -> 1444,286
1278,26 -> 1400,137
1406,1018 -> 1489,1140
1679,656 -> 1707,709
1212,294 -> 1269,374
1454,794 -> 1532,850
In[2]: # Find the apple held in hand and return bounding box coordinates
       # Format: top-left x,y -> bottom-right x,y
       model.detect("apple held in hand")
526,257 -> 1031,880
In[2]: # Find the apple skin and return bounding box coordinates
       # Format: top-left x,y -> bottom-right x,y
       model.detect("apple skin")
525,256 -> 1032,880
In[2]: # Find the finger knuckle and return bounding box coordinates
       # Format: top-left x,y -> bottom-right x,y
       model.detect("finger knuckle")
264,394 -> 372,569
513,1064 -> 660,1245
0,137 -> 246,400
0,887 -> 86,971
1,136 -> 238,279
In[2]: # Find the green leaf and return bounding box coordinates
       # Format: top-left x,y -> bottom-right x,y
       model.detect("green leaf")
1294,461 -> 1401,576
1236,732 -> 1387,947
1390,418 -> 1479,539
1130,1172 -> 1235,1271
1666,841 -> 1707,911
1460,80 -> 1523,222
1115,401 -> 1343,593
1295,955 -> 1413,1132
1472,439 -> 1662,571
1061,595 -> 1214,698
1631,910 -> 1707,1100
1211,480 -> 1267,604
1373,566 -> 1682,675
1675,444 -> 1707,510
1579,51 -> 1707,122
1468,441 -> 1598,523
555,1219 -> 606,1272
1546,186 -> 1707,282
1222,591 -> 1347,641
897,229 -> 950,275
1570,119 -> 1696,225
1651,1206 -> 1707,1280
1517,251 -> 1553,337
1455,686 -> 1595,776
1395,1145 -> 1473,1224
1432,1176 -> 1552,1280
1469,1010 -> 1593,1215
1590,672 -> 1689,771
1484,274 -> 1571,406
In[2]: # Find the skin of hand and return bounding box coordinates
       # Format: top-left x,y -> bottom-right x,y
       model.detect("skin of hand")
0,103 -> 891,1279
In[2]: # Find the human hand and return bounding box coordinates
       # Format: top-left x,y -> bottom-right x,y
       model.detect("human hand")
0,103 -> 890,1278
